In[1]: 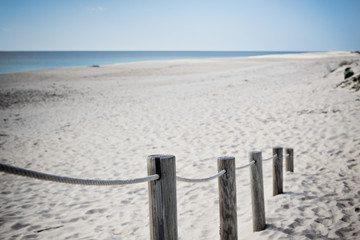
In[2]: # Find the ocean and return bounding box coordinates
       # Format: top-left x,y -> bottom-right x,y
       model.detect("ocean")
0,51 -> 303,74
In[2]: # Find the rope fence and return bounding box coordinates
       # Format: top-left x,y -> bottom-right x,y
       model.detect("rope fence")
176,169 -> 225,183
0,155 -> 281,185
0,163 -> 159,185
0,147 -> 295,240
262,154 -> 277,161
236,160 -> 255,169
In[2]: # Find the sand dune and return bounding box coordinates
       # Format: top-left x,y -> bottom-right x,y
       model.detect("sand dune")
1,52 -> 360,239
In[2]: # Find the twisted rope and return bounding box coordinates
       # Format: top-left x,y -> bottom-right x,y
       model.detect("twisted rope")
262,154 -> 277,162
0,163 -> 159,185
176,169 -> 226,183
236,160 -> 255,170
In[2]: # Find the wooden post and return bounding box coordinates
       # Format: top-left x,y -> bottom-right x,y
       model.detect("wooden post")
272,147 -> 283,196
147,154 -> 178,240
285,148 -> 294,172
217,156 -> 238,240
249,151 -> 266,231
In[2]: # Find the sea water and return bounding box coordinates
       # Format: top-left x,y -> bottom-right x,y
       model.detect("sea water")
0,51 -> 303,74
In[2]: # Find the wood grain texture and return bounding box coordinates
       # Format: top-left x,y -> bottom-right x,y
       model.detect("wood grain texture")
285,148 -> 294,172
249,151 -> 266,231
217,156 -> 238,240
272,147 -> 283,196
147,155 -> 178,240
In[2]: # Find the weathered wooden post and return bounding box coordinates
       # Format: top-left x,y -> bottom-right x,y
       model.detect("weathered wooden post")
217,156 -> 238,240
272,147 -> 283,196
249,151 -> 266,231
147,154 -> 178,240
285,148 -> 294,172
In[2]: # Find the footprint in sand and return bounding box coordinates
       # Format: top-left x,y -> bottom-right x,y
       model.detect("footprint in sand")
85,208 -> 106,215
288,218 -> 305,229
11,222 -> 30,230
335,226 -> 357,238
346,159 -> 357,170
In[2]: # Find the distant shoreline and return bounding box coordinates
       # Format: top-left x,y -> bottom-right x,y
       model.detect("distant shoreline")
0,50 -> 308,74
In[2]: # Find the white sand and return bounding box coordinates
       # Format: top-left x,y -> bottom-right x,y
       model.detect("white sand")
1,52 -> 360,239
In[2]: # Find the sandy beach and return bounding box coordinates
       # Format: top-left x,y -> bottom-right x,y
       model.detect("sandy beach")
1,52 -> 360,239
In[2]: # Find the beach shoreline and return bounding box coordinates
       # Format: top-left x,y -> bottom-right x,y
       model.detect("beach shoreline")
1,51 -> 360,239
0,50 -> 308,75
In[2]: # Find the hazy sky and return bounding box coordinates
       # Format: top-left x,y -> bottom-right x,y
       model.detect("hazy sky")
0,0 -> 359,51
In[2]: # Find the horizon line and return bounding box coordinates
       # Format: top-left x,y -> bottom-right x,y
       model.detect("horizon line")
0,50 -> 324,52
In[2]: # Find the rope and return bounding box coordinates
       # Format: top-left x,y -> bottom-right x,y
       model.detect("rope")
262,154 -> 277,161
176,169 -> 226,183
236,160 -> 255,170
0,163 -> 159,186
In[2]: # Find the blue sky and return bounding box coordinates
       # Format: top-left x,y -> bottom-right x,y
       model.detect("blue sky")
0,0 -> 359,51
